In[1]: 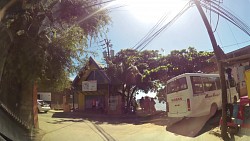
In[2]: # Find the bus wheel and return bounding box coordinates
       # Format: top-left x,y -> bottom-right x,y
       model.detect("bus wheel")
210,103 -> 217,116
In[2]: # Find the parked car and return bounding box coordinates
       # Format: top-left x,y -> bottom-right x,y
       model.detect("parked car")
37,99 -> 51,113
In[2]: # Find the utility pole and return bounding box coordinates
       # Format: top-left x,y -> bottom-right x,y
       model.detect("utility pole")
101,39 -> 114,60
194,0 -> 229,140
101,39 -> 114,115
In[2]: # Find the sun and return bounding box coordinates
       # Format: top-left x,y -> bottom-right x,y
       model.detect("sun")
122,0 -> 188,23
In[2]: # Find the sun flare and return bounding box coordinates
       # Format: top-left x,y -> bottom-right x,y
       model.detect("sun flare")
120,0 -> 188,23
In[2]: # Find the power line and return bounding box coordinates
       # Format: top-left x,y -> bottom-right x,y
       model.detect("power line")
138,1 -> 193,51
226,20 -> 240,48
203,39 -> 250,52
133,10 -> 170,50
221,39 -> 250,48
200,0 -> 250,36
133,1 -> 193,51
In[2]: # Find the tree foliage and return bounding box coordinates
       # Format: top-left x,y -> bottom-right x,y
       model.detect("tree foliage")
156,47 -> 215,102
0,0 -> 110,92
105,47 -> 215,106
0,0 -> 110,125
105,49 -> 169,109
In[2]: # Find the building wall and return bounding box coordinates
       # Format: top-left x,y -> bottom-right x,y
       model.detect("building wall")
231,62 -> 250,96
78,93 -> 85,111
245,69 -> 250,98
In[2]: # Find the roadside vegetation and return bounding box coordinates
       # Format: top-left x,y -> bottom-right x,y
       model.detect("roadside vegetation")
0,0 -> 110,127
104,47 -> 215,107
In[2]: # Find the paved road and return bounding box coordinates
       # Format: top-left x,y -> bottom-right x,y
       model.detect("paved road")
38,113 -> 107,141
37,111 -> 225,141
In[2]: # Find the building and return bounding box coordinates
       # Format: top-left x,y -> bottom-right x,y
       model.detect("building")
72,57 -> 122,114
210,45 -> 250,97
224,45 -> 250,97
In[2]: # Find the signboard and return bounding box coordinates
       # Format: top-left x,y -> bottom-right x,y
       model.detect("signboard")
37,92 -> 51,101
82,80 -> 97,91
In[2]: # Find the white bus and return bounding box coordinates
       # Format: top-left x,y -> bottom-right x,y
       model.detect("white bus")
166,73 -> 239,117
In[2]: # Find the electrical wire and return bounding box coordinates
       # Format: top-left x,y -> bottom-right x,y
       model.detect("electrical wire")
200,39 -> 250,52
226,20 -> 240,48
200,0 -> 250,36
133,10 -> 170,50
138,2 -> 192,51
133,0 -> 249,52
200,3 -> 250,37
221,39 -> 250,48
213,13 -> 219,33
133,1 -> 193,51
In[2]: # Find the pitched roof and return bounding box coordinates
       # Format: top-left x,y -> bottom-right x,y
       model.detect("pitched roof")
72,57 -> 110,86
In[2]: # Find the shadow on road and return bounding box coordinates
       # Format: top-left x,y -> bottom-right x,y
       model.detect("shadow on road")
166,109 -> 221,137
50,110 -> 227,138
51,110 -> 181,127
46,119 -> 84,124
197,110 -> 221,136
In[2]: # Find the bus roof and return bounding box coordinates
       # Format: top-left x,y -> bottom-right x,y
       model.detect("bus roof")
167,73 -> 219,83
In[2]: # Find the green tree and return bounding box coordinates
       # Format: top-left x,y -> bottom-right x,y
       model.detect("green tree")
105,49 -> 169,111
0,0 -> 110,128
156,47 -> 215,102
1,0 -> 110,90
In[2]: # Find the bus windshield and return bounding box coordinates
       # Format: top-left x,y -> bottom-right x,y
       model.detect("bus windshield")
167,77 -> 188,94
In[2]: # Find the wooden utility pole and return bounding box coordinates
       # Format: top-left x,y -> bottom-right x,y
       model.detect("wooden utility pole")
194,0 -> 229,140
102,39 -> 113,59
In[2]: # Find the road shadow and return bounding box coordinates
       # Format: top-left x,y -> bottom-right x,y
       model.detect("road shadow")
46,119 -> 84,124
50,110 -> 236,139
166,109 -> 221,137
197,110 -> 221,136
51,110 -> 181,127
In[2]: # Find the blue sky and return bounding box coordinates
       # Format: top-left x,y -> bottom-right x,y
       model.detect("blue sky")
90,0 -> 250,59
84,0 -> 250,98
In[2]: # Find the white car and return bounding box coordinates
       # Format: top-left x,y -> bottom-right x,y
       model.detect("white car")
37,99 -> 51,113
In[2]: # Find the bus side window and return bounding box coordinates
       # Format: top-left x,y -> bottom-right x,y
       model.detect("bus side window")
179,77 -> 188,90
167,81 -> 176,93
167,77 -> 188,94
209,77 -> 217,91
191,76 -> 204,94
215,77 -> 221,90
203,77 -> 217,92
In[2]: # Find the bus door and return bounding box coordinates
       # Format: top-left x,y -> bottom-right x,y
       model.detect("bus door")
191,76 -> 206,112
167,77 -> 189,114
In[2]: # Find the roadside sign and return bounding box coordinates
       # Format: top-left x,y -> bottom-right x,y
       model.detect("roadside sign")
82,80 -> 97,91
